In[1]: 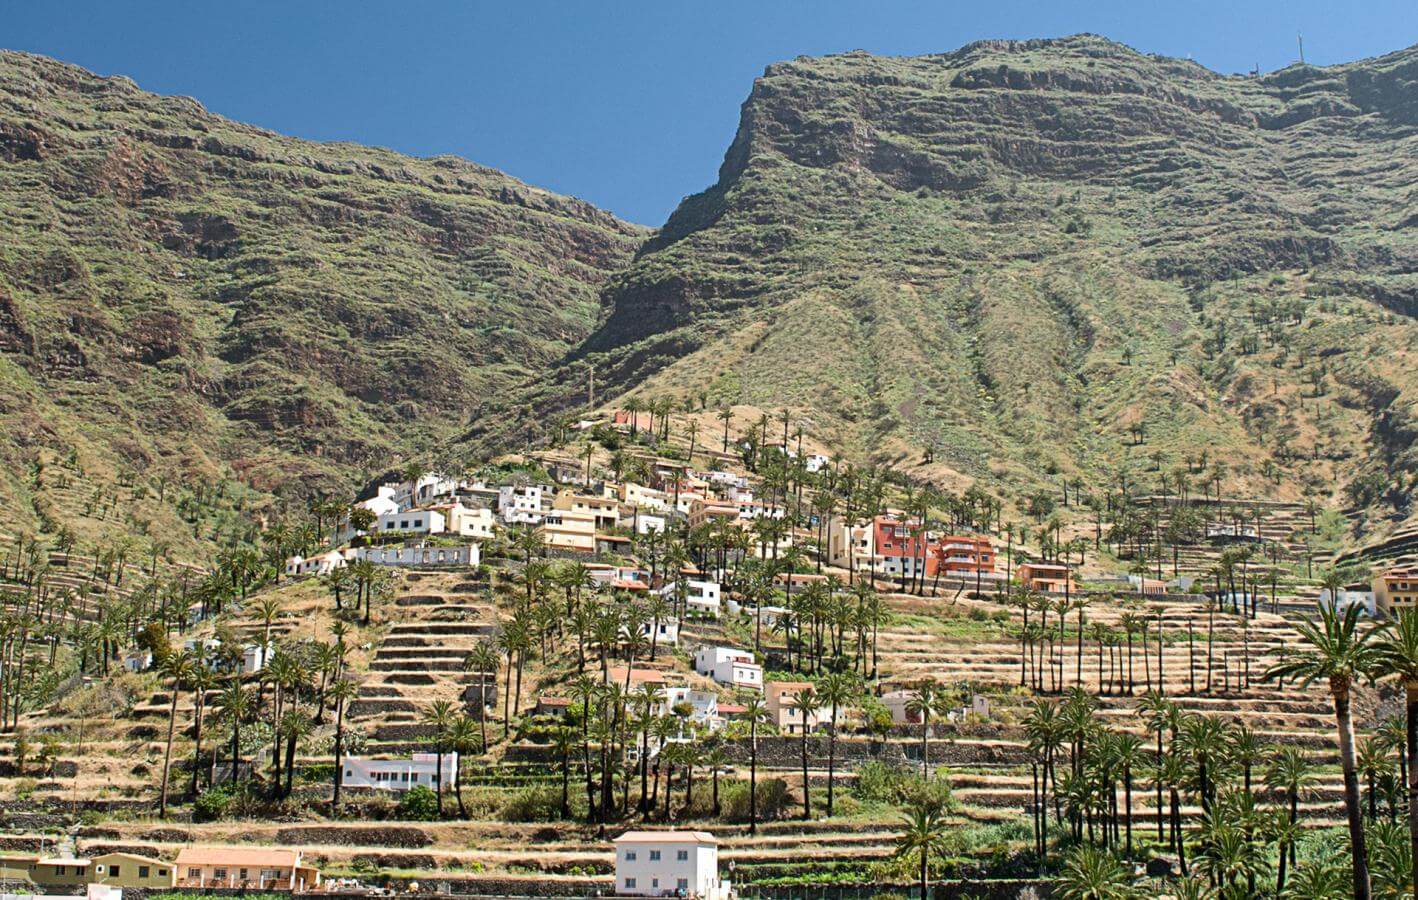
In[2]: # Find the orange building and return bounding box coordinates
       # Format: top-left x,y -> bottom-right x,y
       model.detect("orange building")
932,535 -> 996,578
1017,561 -> 1077,593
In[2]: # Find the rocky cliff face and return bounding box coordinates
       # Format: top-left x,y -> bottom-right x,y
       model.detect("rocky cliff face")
0,50 -> 642,540
563,35 -> 1418,527
6,36 -> 1418,547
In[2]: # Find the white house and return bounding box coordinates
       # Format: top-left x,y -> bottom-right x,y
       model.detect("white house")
440,503 -> 497,539
693,646 -> 763,690
499,484 -> 549,524
639,618 -> 680,648
660,686 -> 720,727
284,549 -> 349,578
239,643 -> 269,675
375,508 -> 446,536
635,513 -> 668,535
804,453 -> 830,474
665,580 -> 721,618
360,486 -> 401,517
121,648 -> 153,673
1319,588 -> 1377,617
340,752 -> 458,792
354,544 -> 480,568
390,473 -> 466,511
614,831 -> 726,900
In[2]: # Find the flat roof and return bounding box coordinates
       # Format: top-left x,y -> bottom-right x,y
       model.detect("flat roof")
615,831 -> 717,844
175,847 -> 301,867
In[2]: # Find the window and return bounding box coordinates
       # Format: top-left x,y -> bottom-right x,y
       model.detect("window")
623,879 -> 636,890
652,878 -> 660,888
214,869 -> 227,880
649,850 -> 661,861
56,867 -> 66,876
111,866 -> 122,878
138,866 -> 150,878
239,869 -> 249,881
159,870 -> 168,877
678,879 -> 689,890
676,850 -> 689,861
188,868 -> 202,880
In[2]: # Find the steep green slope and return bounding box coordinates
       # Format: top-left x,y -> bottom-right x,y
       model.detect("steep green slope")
0,51 -> 642,552
528,35 -> 1418,532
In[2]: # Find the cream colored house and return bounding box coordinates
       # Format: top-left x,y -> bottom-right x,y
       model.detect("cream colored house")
542,508 -> 597,553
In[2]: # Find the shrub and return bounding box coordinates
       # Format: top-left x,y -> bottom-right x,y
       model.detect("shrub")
193,784 -> 239,822
721,777 -> 789,823
396,785 -> 439,820
499,785 -> 565,822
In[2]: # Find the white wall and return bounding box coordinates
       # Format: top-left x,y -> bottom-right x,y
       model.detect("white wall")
615,840 -> 719,898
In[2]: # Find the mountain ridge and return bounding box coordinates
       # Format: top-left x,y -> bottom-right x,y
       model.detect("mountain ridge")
0,48 -> 642,556
503,33 -> 1418,541
3,36 -> 1418,554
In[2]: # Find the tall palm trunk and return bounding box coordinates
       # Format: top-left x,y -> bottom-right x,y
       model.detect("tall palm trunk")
1406,681 -> 1418,892
1334,681 -> 1373,900
158,684 -> 181,817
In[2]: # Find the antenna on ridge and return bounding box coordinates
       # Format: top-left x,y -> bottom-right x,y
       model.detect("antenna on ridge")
1297,32 -> 1305,65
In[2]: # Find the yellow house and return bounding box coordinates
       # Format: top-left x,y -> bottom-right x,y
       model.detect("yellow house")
1373,566 -> 1418,617
553,491 -> 621,529
541,508 -> 597,553
1,852 -> 175,889
90,852 -> 176,888
0,855 -> 34,882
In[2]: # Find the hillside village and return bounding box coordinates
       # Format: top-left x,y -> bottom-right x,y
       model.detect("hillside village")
0,399 -> 1413,898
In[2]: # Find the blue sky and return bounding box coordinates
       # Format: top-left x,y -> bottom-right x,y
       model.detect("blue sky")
5,1 -> 1414,225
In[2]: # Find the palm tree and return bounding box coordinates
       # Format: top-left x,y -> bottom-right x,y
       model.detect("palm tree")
156,650 -> 194,818
816,673 -> 855,817
1266,602 -> 1384,900
893,803 -> 949,900
742,694 -> 768,834
703,740 -> 728,818
1265,745 -> 1315,883
791,686 -> 819,819
328,678 -> 357,814
906,681 -> 945,778
421,699 -> 457,818
445,715 -> 479,818
186,663 -> 217,798
1111,733 -> 1146,855
462,642 -> 500,750
1055,844 -> 1138,899
1372,606 -> 1418,872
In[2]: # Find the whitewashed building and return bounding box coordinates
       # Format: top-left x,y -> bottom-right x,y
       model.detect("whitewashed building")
661,686 -> 720,727
635,513 -> 668,535
614,831 -> 726,900
664,579 -> 721,618
354,544 -> 480,568
341,752 -> 458,792
499,484 -> 550,524
375,508 -> 446,537
693,646 -> 762,690
284,549 -> 350,578
360,486 -> 401,517
639,618 -> 680,648
440,503 -> 497,539
1319,588 -> 1377,617
239,643 -> 269,675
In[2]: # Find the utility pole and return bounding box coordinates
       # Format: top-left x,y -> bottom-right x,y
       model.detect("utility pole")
1297,32 -> 1305,65
587,362 -> 595,408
